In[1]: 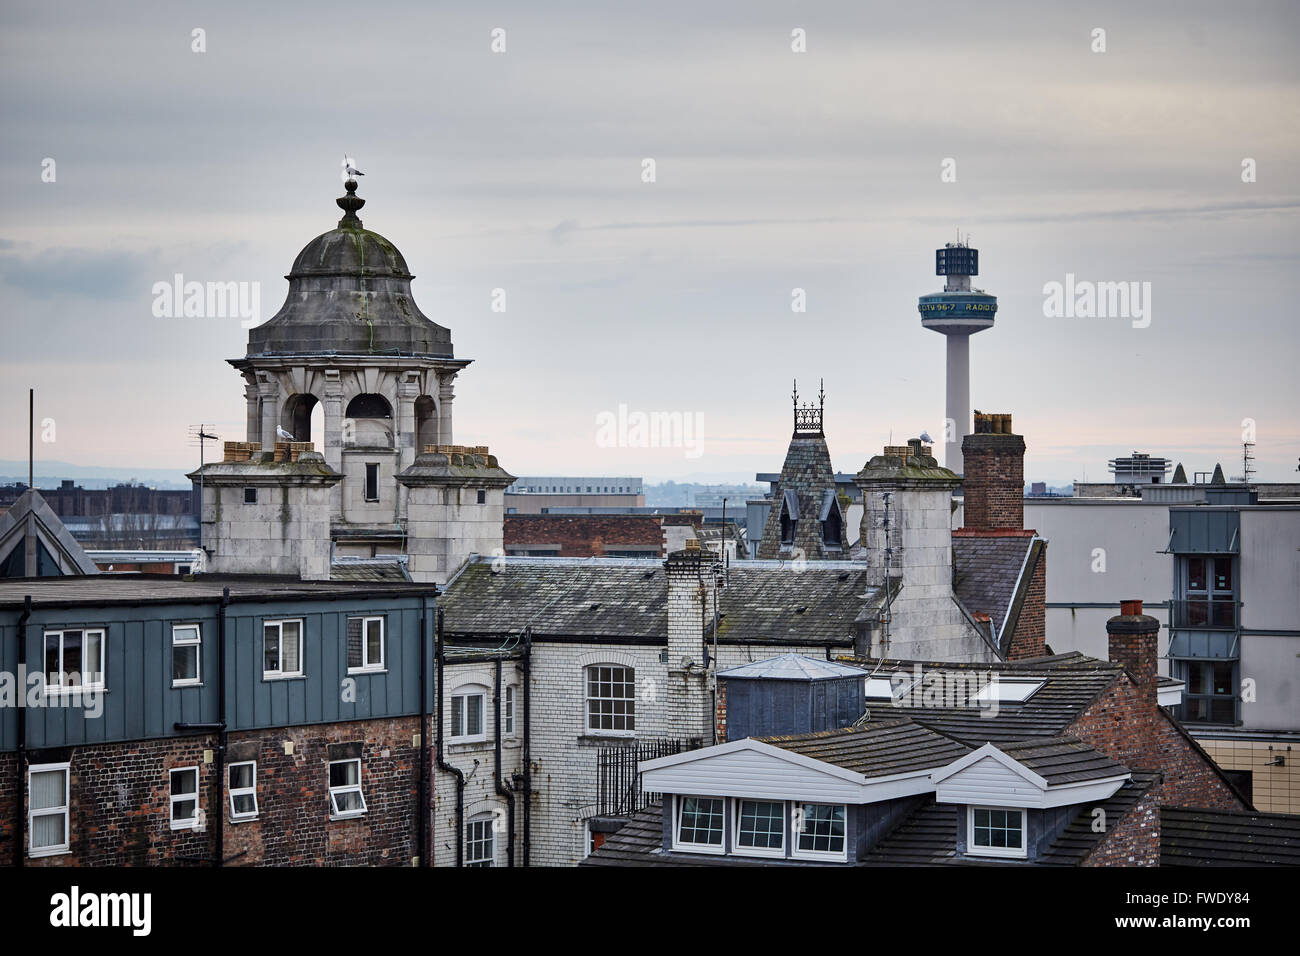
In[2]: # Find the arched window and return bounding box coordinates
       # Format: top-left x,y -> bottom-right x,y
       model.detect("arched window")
778,491 -> 798,546
415,395 -> 438,452
280,393 -> 319,444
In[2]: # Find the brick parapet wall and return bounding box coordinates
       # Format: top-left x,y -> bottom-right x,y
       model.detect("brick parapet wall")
1082,781 -> 1161,867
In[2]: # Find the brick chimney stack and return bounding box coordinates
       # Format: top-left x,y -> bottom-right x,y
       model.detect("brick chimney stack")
961,412 -> 1025,531
1107,599 -> 1160,703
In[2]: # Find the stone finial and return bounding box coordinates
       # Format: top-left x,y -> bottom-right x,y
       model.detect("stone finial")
337,179 -> 365,227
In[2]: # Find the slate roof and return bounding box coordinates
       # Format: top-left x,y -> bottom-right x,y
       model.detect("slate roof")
1161,807 -> 1300,866
996,737 -> 1130,785
756,434 -> 848,560
760,719 -> 971,778
330,558 -> 412,582
847,653 -> 1125,744
951,531 -> 1039,651
438,557 -> 869,645
862,772 -> 1161,867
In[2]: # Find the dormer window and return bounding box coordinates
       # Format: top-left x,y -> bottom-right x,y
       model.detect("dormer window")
968,806 -> 1026,859
820,490 -> 843,548
793,802 -> 847,860
674,796 -> 725,853
779,490 -> 799,546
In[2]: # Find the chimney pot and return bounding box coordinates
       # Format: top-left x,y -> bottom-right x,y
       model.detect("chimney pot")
1120,598 -> 1143,616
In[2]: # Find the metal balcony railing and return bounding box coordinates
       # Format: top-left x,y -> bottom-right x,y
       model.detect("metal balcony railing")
1171,599 -> 1237,630
596,738 -> 700,817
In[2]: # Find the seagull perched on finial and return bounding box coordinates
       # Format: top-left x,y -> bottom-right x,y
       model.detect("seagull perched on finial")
342,155 -> 364,178
276,425 -> 295,441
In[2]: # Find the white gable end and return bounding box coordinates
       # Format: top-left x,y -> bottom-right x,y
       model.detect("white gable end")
935,754 -> 1047,808
642,744 -> 865,804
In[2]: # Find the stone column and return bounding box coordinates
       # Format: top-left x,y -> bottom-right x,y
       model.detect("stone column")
322,369 -> 345,520
438,375 -> 456,446
257,373 -> 281,451
244,378 -> 260,443
397,373 -> 419,470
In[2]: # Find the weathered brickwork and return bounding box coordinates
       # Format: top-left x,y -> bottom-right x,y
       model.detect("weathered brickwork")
1005,546 -> 1047,660
961,423 -> 1025,532
1069,678 -> 1244,811
504,514 -> 665,557
2,716 -> 421,867
1082,782 -> 1161,867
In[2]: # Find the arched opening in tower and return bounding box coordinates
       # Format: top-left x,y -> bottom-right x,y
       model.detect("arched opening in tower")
345,393 -> 394,448
415,395 -> 438,452
281,393 -> 320,445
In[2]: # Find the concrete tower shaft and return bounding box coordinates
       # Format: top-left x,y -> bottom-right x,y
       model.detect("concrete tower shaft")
918,240 -> 997,475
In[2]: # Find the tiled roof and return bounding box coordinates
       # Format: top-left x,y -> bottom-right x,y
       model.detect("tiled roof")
844,653 -> 1124,745
1161,807 -> 1300,866
439,557 -> 868,645
863,772 -> 1160,867
998,737 -> 1130,785
330,559 -> 412,582
951,531 -> 1036,647
760,719 -> 971,779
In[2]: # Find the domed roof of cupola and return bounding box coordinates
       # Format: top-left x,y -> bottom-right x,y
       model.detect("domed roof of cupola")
245,179 -> 454,358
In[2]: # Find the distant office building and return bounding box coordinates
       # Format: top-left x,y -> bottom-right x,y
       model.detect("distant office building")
505,476 -> 644,514
505,514 -> 666,558
1109,452 -> 1172,485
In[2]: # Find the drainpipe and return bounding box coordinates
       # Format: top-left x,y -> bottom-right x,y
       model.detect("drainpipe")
212,587 -> 230,867
417,595 -> 430,867
14,595 -> 31,868
493,657 -> 516,867
434,608 -> 464,866
522,625 -> 532,867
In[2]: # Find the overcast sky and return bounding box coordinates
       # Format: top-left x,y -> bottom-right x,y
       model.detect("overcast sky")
2,0 -> 1297,484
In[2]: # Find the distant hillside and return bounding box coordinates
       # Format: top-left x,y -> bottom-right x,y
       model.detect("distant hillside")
0,460 -> 193,490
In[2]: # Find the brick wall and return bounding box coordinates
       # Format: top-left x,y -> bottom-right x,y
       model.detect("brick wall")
504,514 -> 665,557
1082,781 -> 1161,867
1068,677 -> 1245,811
1,715 -> 422,867
1005,544 -> 1047,660
961,431 -> 1025,531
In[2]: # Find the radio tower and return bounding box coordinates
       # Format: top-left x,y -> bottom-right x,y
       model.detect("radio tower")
918,235 -> 997,474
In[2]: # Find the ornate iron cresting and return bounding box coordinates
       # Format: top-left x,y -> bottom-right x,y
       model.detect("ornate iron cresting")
792,378 -> 825,436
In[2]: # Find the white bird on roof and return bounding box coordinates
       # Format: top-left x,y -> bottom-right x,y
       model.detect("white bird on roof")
276,425 -> 295,441
342,155 -> 365,177
920,430 -> 933,443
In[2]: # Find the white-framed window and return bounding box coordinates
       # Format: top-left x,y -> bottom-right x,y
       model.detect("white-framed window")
263,619 -> 303,678
734,799 -> 785,858
968,806 -> 1026,859
43,628 -> 105,692
172,623 -> 201,686
586,664 -> 635,733
328,758 -> 366,819
451,687 -> 487,742
28,762 -> 70,856
673,796 -> 725,854
347,616 -> 385,672
170,767 -> 199,830
228,761 -> 257,821
503,685 -> 516,735
792,802 -> 847,861
466,815 -> 495,867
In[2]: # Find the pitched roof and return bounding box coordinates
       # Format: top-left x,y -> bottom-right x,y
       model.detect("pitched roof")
845,653 -> 1124,744
438,556 -> 868,645
0,489 -> 100,577
951,530 -> 1039,650
996,737 -> 1130,785
863,772 -> 1161,867
0,574 -> 436,609
759,719 -> 971,779
1161,806 -> 1300,866
329,558 -> 412,582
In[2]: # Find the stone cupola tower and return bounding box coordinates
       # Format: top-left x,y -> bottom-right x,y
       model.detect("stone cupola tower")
194,176 -> 511,582
757,381 -> 849,560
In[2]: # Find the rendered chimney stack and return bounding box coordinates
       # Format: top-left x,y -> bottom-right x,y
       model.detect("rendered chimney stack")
961,412 -> 1025,531
1107,600 -> 1160,703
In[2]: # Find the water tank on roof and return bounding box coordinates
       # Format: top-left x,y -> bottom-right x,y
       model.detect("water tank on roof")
719,654 -> 865,741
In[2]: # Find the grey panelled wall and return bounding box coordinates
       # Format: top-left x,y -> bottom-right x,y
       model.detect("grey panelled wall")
724,676 -> 864,741
0,595 -> 433,751
1170,509 -> 1241,555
